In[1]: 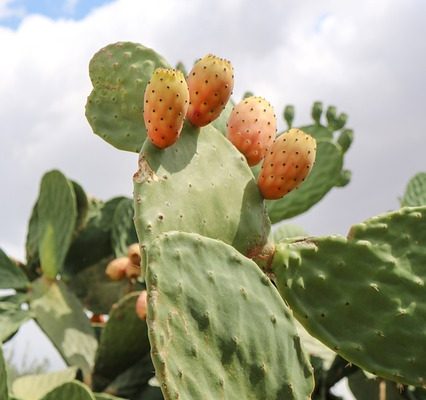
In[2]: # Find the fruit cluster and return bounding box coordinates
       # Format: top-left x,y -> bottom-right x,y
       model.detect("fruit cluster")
143,54 -> 317,200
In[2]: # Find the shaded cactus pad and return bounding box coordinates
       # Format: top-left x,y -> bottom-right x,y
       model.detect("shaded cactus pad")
133,123 -> 270,263
86,42 -> 170,152
272,206 -> 426,387
146,231 -> 314,400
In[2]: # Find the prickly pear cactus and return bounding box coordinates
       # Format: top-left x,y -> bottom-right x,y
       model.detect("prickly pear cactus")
272,206 -> 426,387
401,172 -> 426,206
86,42 -> 170,152
133,122 -> 270,266
146,231 -> 314,399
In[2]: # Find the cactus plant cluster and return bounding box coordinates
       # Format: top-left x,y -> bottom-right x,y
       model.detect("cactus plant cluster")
1,40 -> 426,400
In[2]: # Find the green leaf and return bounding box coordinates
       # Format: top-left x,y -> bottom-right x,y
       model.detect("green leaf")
11,367 -> 78,400
0,249 -> 29,290
36,170 -> 77,279
30,278 -> 97,375
94,394 -> 127,400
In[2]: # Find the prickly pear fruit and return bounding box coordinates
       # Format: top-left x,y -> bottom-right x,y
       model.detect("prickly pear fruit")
105,257 -> 128,281
125,261 -> 140,279
186,54 -> 234,127
143,68 -> 189,149
227,96 -> 277,166
127,243 -> 141,266
135,290 -> 147,320
258,128 -> 316,199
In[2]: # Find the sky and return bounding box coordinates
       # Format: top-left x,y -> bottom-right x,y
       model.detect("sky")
1,0 -> 425,262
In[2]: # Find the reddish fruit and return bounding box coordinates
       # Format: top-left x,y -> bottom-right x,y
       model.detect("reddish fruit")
105,257 -> 128,281
227,96 -> 277,166
127,243 -> 141,266
136,290 -> 148,320
90,314 -> 106,324
186,54 -> 234,127
143,68 -> 189,149
258,128 -> 316,199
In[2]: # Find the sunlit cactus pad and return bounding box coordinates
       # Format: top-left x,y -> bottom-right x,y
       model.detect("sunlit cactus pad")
133,123 -> 270,262
272,206 -> 426,387
145,231 -> 314,400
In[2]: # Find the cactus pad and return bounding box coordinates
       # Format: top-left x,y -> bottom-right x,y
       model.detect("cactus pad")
272,206 -> 426,387
86,42 -> 170,152
41,381 -> 95,400
146,231 -> 314,400
35,170 -> 77,279
30,278 -> 97,375
0,248 -> 29,290
401,172 -> 426,206
133,123 -> 270,264
92,292 -> 150,392
266,139 -> 343,222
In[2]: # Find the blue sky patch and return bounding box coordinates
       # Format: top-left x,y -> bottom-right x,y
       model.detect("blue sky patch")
0,0 -> 114,29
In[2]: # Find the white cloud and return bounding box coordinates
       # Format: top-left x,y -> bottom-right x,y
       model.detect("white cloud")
1,0 -> 425,260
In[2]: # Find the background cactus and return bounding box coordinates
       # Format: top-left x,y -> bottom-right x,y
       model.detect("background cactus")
3,39 -> 426,400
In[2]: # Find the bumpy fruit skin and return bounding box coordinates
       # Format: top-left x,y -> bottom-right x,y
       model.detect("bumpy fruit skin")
227,96 -> 277,166
105,257 -> 128,281
127,243 -> 141,266
186,54 -> 234,127
258,128 -> 316,199
143,68 -> 189,149
135,290 -> 147,320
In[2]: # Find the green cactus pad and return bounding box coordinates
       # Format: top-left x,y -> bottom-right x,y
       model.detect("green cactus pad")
0,299 -> 31,342
266,140 -> 343,222
111,198 -> 138,258
86,42 -> 170,152
146,231 -> 313,400
272,206 -> 426,387
401,172 -> 426,206
30,278 -> 97,375
273,224 -> 308,242
64,196 -> 127,275
348,371 -> 405,400
134,123 -> 270,265
0,345 -> 7,400
71,180 -> 90,233
103,354 -> 157,398
41,381 -> 95,400
0,248 -> 29,290
11,367 -> 78,400
92,292 -> 150,392
94,394 -> 127,400
31,170 -> 77,279
65,256 -> 128,314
